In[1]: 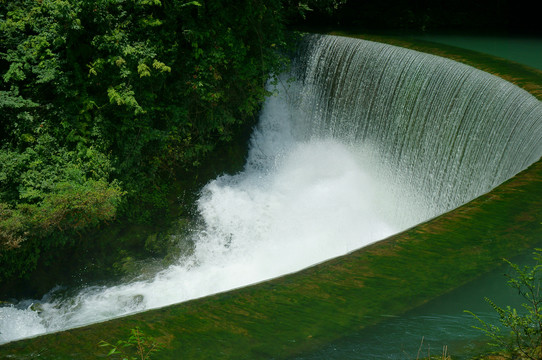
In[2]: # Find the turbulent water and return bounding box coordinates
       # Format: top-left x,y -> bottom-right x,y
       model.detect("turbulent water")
2,34 -> 542,345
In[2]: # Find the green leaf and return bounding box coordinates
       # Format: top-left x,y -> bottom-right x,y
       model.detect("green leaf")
138,63 -> 151,77
179,1 -> 201,8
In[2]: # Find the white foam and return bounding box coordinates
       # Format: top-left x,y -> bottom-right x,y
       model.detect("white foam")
0,305 -> 46,344
0,84 -> 401,345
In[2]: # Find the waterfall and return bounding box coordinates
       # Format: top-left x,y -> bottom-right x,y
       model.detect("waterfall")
1,34 -> 542,345
289,34 -> 542,222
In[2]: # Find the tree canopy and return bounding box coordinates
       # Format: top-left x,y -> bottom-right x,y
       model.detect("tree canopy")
0,0 -> 290,282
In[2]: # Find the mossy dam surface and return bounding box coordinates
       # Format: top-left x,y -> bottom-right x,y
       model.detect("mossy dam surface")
1,33 -> 542,359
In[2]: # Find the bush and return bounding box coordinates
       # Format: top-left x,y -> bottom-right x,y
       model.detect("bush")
0,134 -> 123,250
468,249 -> 542,360
99,327 -> 165,360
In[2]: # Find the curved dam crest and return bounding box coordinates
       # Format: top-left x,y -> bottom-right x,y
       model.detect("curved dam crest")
290,35 -> 542,219
1,34 -> 542,358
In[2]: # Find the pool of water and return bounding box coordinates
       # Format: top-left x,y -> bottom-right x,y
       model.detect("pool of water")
412,34 -> 542,71
295,252 -> 534,359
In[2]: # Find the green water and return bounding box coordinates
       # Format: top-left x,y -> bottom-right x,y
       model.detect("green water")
413,34 -> 542,71
295,252 -> 533,359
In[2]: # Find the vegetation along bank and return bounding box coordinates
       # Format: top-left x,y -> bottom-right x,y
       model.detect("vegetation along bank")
0,0 -> 296,296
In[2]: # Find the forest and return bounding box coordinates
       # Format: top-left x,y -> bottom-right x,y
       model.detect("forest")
0,0 -> 295,290
0,0 -> 534,296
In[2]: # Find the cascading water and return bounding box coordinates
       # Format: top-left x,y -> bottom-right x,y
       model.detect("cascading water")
1,34 -> 542,346
292,35 -> 542,219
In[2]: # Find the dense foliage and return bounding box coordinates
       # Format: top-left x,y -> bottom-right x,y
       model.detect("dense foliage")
0,0 -> 289,282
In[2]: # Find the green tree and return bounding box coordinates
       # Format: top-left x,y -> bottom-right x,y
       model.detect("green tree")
0,0 -> 290,284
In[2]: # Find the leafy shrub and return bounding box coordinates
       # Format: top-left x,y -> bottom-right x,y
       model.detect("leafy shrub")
0,134 -> 123,250
468,250 -> 542,360
99,327 -> 165,360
